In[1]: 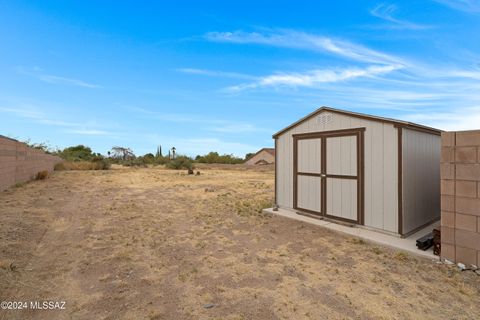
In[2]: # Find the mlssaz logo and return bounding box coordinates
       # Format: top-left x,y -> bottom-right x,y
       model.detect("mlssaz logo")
30,301 -> 66,310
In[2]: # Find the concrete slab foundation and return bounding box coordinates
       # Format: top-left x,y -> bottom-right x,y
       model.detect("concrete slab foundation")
263,207 -> 440,260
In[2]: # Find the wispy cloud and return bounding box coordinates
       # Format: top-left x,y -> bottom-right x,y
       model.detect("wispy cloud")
225,64 -> 402,92
125,106 -> 269,134
176,68 -> 255,80
65,129 -> 111,136
204,30 -> 406,65
0,104 -> 116,136
0,105 -> 79,127
433,0 -> 480,13
401,107 -> 480,131
16,67 -> 101,88
370,3 -> 432,29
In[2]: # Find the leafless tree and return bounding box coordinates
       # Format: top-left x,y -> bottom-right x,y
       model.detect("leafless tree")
111,146 -> 135,160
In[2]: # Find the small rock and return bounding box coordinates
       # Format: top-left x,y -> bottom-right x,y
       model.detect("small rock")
196,171 -> 201,176
203,303 -> 215,309
9,262 -> 17,272
187,169 -> 194,175
457,262 -> 466,271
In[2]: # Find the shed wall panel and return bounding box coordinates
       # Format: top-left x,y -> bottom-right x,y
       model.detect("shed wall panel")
326,136 -> 356,176
298,139 -> 321,173
297,175 -> 322,212
276,111 -> 399,233
326,178 -> 357,220
402,128 -> 441,234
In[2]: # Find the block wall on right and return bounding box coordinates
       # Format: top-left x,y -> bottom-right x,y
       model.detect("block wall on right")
441,130 -> 480,266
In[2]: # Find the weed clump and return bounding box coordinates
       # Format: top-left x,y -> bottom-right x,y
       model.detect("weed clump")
235,199 -> 273,217
394,252 -> 409,262
36,170 -> 49,180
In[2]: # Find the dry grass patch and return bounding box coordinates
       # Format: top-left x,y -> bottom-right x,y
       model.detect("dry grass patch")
0,166 -> 478,320
55,160 -> 109,171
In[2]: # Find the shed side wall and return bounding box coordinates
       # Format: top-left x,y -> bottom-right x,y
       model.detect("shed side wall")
401,128 -> 441,234
276,111 -> 399,233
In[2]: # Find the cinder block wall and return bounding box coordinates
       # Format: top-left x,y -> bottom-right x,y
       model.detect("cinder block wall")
441,131 -> 480,266
0,135 -> 62,192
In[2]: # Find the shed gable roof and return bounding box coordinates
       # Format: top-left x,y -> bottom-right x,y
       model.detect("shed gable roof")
272,106 -> 442,139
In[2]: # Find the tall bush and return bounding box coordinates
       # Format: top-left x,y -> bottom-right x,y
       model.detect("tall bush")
166,156 -> 193,170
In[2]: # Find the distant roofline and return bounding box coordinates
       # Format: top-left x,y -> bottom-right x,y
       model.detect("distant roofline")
244,147 -> 275,163
272,106 -> 443,139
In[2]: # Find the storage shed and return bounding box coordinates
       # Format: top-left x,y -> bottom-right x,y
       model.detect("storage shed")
273,107 -> 442,237
245,148 -> 275,165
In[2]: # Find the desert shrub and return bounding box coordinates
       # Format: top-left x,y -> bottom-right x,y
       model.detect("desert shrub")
122,158 -> 147,167
142,153 -> 155,164
54,145 -> 110,170
54,160 -> 109,171
154,156 -> 169,165
36,170 -> 49,180
195,152 -> 244,164
91,156 -> 111,170
54,162 -> 66,171
58,145 -> 100,161
166,156 -> 193,170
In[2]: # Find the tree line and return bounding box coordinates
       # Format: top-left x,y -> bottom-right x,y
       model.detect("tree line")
25,141 -> 255,170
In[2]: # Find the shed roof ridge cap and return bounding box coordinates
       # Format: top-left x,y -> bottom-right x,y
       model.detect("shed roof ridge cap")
272,106 -> 442,138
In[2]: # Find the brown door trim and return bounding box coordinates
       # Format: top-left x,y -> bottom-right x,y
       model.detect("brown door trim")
297,172 -> 322,177
293,127 -> 365,225
293,127 -> 366,139
359,129 -> 365,225
325,174 -> 357,180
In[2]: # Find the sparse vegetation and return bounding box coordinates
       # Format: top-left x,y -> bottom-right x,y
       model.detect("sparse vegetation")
55,160 -> 110,171
394,252 -> 410,262
0,166 -> 479,320
53,145 -> 110,170
165,155 -> 194,170
195,151 -> 244,164
58,145 -> 101,161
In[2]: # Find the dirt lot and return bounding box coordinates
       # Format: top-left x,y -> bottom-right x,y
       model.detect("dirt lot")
0,166 -> 479,320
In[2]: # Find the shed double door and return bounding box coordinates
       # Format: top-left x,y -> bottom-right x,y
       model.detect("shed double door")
293,128 -> 364,224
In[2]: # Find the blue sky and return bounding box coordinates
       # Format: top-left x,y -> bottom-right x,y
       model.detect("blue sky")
1,1 -> 480,157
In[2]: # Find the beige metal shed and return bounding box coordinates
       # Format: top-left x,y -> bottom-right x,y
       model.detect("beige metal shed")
273,107 -> 442,237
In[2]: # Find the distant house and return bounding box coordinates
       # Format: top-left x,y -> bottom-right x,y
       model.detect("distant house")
245,148 -> 275,165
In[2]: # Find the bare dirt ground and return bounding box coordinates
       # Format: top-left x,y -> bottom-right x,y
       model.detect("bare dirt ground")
0,165 -> 479,320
